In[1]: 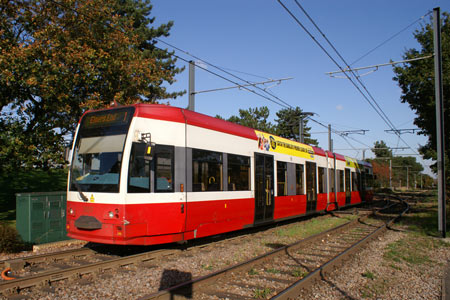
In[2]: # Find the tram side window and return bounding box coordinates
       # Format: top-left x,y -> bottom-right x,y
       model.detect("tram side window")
277,161 -> 287,196
345,169 -> 351,192
318,167 -> 326,193
128,142 -> 150,193
367,173 -> 373,189
228,154 -> 250,191
295,164 -> 304,195
339,170 -> 344,192
329,169 -> 335,192
155,145 -> 174,193
193,149 -> 223,192
352,171 -> 359,191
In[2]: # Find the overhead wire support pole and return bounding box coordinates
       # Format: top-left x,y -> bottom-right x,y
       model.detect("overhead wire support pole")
433,7 -> 446,238
299,112 -> 315,143
188,61 -> 195,111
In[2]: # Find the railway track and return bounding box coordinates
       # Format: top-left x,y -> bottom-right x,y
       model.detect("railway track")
0,245 -> 183,295
0,198 -> 390,298
139,196 -> 407,299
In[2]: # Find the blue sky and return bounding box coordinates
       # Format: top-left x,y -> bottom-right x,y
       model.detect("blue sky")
151,0 -> 450,176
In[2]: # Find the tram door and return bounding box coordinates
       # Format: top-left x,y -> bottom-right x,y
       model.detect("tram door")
345,168 -> 351,205
360,171 -> 366,202
254,153 -> 274,224
305,161 -> 317,213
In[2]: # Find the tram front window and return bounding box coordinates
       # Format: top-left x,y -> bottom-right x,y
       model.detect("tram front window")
70,135 -> 126,193
69,107 -> 134,193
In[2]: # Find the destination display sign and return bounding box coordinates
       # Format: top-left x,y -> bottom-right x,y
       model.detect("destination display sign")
83,110 -> 130,128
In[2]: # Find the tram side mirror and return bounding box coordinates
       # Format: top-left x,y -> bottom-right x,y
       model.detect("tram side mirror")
143,142 -> 155,161
64,147 -> 73,165
139,132 -> 155,161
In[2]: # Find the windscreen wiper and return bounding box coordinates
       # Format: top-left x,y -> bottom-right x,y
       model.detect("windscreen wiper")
73,180 -> 89,202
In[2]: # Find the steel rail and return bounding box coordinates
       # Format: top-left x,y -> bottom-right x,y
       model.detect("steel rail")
0,248 -> 181,294
140,196 -> 405,300
140,217 -> 365,300
0,247 -> 96,271
272,196 -> 409,299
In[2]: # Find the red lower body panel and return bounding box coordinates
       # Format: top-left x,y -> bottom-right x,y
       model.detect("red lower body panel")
274,195 -> 307,219
351,191 -> 362,204
185,198 -> 254,239
67,190 -> 370,245
66,201 -> 188,245
67,198 -> 255,245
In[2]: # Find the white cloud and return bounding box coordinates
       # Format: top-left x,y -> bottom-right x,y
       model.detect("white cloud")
336,104 -> 343,111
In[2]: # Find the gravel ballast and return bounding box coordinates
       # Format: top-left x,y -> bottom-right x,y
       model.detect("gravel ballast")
1,205 -> 448,300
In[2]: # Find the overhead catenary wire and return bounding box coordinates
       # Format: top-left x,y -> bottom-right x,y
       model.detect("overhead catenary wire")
45,0 -> 293,109
277,0 -> 395,131
350,11 -> 432,66
154,38 -> 294,109
46,0 -> 382,156
156,38 -> 377,154
293,0 -> 422,157
278,0 -> 420,157
292,0 -> 400,131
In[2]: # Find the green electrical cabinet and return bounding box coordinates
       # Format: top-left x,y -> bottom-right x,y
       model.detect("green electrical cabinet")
16,192 -> 68,244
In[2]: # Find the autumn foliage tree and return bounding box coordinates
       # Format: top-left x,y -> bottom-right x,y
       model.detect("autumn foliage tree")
371,160 -> 390,188
0,0 -> 183,170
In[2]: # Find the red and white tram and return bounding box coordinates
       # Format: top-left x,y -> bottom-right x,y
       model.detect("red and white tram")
66,104 -> 373,245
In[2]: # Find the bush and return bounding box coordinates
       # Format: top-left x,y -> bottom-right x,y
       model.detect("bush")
0,223 -> 29,253
0,168 -> 68,211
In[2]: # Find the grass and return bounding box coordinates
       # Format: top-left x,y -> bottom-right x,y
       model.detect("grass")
362,270 -> 375,280
382,191 -> 450,267
265,268 -> 280,274
396,191 -> 449,237
360,280 -> 388,299
291,268 -> 308,278
359,191 -> 450,298
276,215 -> 356,239
253,287 -> 272,299
201,264 -> 213,271
248,268 -> 259,275
384,234 -> 447,266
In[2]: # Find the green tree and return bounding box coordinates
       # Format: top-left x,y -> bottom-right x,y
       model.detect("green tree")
114,0 -> 184,101
0,0 -> 183,170
372,140 -> 393,158
275,107 -> 318,146
392,11 -> 450,188
225,107 -> 277,134
220,106 -> 319,146
391,156 -> 424,189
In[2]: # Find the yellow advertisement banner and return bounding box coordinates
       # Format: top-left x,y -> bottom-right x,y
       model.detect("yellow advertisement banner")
345,156 -> 360,169
255,130 -> 315,159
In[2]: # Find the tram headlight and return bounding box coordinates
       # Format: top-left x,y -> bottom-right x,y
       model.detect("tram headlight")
108,211 -> 114,218
69,208 -> 74,215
